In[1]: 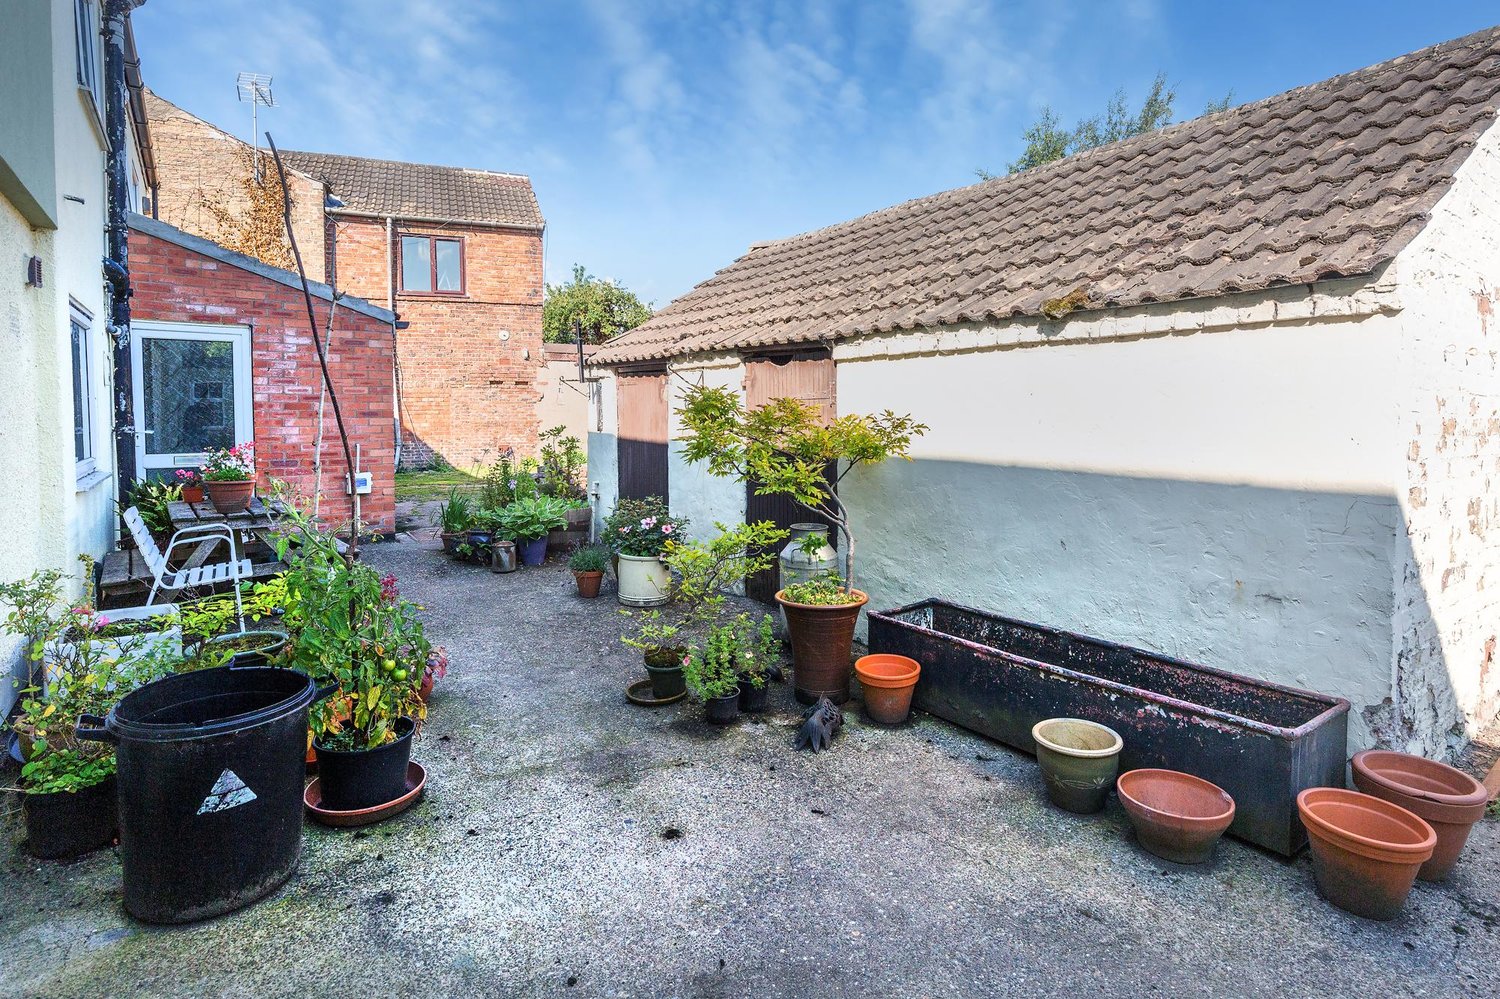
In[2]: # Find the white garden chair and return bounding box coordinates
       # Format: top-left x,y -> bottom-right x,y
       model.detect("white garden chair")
123,506 -> 254,628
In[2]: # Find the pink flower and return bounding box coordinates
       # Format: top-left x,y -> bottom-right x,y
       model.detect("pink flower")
379,573 -> 399,603
662,524 -> 674,534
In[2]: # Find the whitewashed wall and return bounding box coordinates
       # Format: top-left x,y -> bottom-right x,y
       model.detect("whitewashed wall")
837,308 -> 1401,752
1387,120 -> 1500,757
587,368 -> 618,538
666,356 -> 746,541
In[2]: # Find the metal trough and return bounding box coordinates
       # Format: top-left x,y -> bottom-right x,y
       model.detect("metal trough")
866,600 -> 1349,856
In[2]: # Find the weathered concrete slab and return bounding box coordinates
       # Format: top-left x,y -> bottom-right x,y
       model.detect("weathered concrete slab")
2,542 -> 1496,997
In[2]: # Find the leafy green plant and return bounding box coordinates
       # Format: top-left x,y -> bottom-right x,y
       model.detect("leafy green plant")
676,386 -> 926,595
779,571 -> 854,606
603,496 -> 687,557
660,520 -> 786,620
538,425 -> 587,502
122,479 -> 182,537
275,501 -> 429,751
683,614 -> 777,699
495,496 -> 570,542
479,452 -> 538,509
568,544 -> 611,573
543,263 -> 652,344
437,487 -> 475,534
19,750 -> 116,795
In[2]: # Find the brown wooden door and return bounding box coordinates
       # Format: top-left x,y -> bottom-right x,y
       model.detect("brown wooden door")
742,351 -> 836,603
617,370 -> 669,502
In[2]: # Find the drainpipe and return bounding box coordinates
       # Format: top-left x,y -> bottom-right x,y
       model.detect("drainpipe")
386,215 -> 402,468
102,0 -> 144,491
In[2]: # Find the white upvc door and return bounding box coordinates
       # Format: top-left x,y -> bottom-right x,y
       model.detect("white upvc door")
131,320 -> 253,482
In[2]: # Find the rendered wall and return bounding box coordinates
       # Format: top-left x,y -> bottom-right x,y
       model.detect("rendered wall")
837,316 -> 1401,752
588,370 -> 619,537
666,357 -> 747,542
1386,121 -> 1500,757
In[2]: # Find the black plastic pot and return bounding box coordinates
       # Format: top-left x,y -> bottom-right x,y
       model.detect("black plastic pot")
75,665 -> 327,923
313,717 -> 415,812
645,663 -> 687,699
738,678 -> 769,713
22,775 -> 118,860
705,692 -> 740,725
466,529 -> 494,562
205,629 -> 288,668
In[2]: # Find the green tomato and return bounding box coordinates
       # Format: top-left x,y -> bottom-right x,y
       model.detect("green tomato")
382,659 -> 396,672
394,669 -> 408,681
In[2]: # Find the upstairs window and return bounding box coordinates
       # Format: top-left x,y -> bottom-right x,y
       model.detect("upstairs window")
400,235 -> 464,295
74,0 -> 101,107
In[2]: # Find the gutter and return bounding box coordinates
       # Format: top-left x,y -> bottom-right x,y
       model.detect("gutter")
327,206 -> 544,234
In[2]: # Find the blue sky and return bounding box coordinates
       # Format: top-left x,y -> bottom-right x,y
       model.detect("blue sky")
134,2 -> 1498,307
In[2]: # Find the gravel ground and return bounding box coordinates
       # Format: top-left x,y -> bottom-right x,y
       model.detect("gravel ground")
1,537 -> 1497,998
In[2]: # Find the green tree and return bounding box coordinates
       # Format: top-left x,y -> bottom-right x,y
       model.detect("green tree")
978,72 -> 1181,178
542,264 -> 652,344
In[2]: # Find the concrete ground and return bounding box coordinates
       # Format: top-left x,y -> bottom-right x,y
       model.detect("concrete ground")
2,537 -> 1498,998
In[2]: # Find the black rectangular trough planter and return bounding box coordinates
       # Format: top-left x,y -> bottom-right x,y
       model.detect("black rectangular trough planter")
866,600 -> 1350,856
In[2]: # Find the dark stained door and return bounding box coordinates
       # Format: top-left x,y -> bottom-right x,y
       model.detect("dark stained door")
742,351 -> 836,603
617,369 -> 670,502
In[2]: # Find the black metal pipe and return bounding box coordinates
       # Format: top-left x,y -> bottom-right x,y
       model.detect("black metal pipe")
102,0 -> 139,487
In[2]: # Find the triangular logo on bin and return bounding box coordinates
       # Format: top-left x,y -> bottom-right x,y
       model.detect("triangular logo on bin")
197,768 -> 257,814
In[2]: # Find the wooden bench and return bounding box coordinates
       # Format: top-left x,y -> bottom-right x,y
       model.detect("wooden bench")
99,549 -> 287,610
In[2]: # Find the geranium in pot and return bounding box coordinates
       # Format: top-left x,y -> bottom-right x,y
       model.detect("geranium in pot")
437,487 -> 475,558
568,544 -> 611,598
278,509 -> 430,813
201,442 -> 257,513
603,496 -> 687,607
174,467 -> 205,504
497,496 -> 571,567
676,387 -> 926,704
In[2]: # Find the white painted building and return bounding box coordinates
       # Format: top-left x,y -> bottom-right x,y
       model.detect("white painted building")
0,0 -> 153,714
589,29 -> 1500,758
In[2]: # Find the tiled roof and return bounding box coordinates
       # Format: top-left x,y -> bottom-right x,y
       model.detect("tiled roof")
278,150 -> 543,230
594,26 -> 1500,365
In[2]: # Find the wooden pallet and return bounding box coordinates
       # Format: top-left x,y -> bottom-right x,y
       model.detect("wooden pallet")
98,548 -> 286,609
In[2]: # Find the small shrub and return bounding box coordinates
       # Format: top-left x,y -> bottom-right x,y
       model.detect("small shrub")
568,545 -> 611,573
780,571 -> 858,606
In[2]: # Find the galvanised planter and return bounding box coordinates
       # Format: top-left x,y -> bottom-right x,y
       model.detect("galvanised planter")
867,600 -> 1349,856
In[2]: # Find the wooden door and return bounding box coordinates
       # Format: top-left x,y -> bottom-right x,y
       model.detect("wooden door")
617,369 -> 669,502
742,351 -> 836,603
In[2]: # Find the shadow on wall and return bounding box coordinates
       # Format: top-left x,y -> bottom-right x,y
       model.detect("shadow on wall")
843,457 -> 1481,757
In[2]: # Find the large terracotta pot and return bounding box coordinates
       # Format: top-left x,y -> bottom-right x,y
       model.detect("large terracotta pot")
776,589 -> 868,704
1350,749 -> 1488,882
854,654 -> 920,724
204,479 -> 255,514
1297,787 -> 1435,920
616,554 -> 671,607
1117,768 -> 1236,864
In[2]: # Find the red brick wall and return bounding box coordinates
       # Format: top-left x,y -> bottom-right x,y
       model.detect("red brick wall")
130,229 -> 397,533
329,216 -> 544,469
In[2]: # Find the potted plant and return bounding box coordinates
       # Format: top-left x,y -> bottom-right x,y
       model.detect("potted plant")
201,443 -> 257,513
277,507 -> 430,812
568,544 -> 611,598
121,479 -> 182,545
538,426 -> 592,547
603,497 -> 688,606
676,388 -> 925,703
174,468 -> 205,504
437,487 -> 475,558
621,612 -> 690,699
467,505 -> 501,563
683,620 -> 745,724
731,613 -> 779,713
497,496 -> 570,567
18,750 -> 119,860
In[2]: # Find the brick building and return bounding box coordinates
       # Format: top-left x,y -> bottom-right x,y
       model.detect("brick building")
144,94 -> 546,469
128,213 -> 398,533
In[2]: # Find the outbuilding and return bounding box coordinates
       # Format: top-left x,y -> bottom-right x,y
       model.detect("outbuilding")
589,28 -> 1500,757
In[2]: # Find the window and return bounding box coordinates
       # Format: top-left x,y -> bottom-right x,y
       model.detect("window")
400,235 -> 464,294
74,0 -> 100,106
70,306 -> 95,477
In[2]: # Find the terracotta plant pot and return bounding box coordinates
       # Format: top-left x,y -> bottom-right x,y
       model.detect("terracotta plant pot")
1350,749 -> 1488,882
204,479 -> 255,514
574,570 -> 604,598
1031,717 -> 1123,814
1297,787 -> 1436,920
181,485 -> 204,504
776,589 -> 869,705
1117,769 -> 1236,864
854,654 -> 921,725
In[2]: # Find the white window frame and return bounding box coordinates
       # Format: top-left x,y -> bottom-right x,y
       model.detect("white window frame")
70,301 -> 97,482
74,0 -> 102,112
130,321 -> 254,482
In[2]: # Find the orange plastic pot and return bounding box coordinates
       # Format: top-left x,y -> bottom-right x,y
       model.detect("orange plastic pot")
1350,749 -> 1488,882
855,654 -> 921,725
1297,788 -> 1435,920
1117,769 -> 1235,864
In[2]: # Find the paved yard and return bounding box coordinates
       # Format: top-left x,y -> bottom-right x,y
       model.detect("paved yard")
2,539 -> 1497,998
